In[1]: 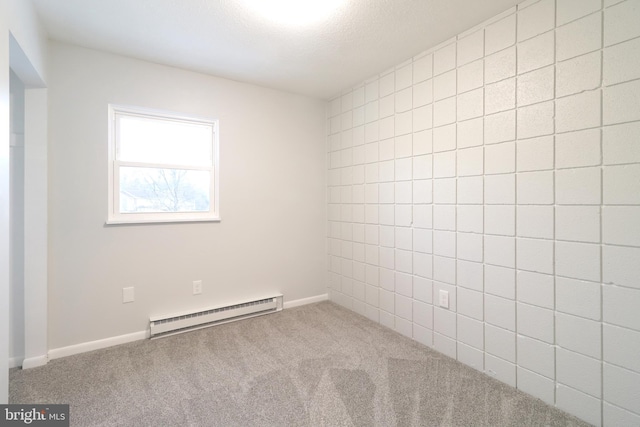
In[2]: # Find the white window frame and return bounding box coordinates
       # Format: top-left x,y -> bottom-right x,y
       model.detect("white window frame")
107,104 -> 220,224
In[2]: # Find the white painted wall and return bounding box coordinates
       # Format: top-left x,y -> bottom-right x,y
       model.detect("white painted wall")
6,0 -> 48,87
327,1 -> 640,426
9,69 -> 25,365
47,42 -> 327,350
22,87 -> 48,369
0,0 -> 11,404
1,0 -> 48,405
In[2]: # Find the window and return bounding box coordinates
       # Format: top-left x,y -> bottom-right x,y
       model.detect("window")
107,105 -> 219,224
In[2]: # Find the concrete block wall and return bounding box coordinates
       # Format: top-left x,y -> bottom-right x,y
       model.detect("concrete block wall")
326,0 -> 640,425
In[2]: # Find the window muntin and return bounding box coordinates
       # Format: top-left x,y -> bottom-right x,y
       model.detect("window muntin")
108,105 -> 219,224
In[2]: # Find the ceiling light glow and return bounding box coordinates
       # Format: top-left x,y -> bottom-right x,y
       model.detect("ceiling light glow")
242,0 -> 345,27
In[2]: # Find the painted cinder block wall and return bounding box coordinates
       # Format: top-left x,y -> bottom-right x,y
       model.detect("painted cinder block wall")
326,0 -> 640,425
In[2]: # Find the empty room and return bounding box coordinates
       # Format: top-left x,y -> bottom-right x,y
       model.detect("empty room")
1,0 -> 639,425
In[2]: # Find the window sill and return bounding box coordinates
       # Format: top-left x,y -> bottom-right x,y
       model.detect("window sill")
105,216 -> 221,226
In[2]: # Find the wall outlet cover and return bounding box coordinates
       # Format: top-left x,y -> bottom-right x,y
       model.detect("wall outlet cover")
122,287 -> 135,303
439,290 -> 449,309
193,280 -> 202,295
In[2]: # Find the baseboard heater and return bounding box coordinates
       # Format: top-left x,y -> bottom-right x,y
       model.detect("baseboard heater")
149,294 -> 283,339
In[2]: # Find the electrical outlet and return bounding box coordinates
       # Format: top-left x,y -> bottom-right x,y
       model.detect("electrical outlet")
122,287 -> 135,303
439,290 -> 449,309
193,280 -> 202,295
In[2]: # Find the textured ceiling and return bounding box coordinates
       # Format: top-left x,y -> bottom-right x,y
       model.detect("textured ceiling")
32,0 -> 523,99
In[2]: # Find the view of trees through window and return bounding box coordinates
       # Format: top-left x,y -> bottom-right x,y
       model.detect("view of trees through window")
120,167 -> 210,213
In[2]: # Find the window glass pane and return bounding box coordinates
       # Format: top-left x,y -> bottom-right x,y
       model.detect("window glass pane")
118,114 -> 212,167
119,167 -> 210,213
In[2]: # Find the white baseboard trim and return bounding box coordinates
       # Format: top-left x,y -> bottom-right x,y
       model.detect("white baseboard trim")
48,330 -> 148,361
283,293 -> 328,309
9,357 -> 23,369
22,355 -> 48,369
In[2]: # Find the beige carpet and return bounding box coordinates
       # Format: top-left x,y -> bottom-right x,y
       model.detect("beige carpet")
10,301 -> 590,426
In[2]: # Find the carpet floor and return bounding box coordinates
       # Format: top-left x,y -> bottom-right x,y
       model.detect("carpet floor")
10,301 -> 590,426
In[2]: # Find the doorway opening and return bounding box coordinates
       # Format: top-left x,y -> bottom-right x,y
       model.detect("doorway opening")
8,34 -> 48,372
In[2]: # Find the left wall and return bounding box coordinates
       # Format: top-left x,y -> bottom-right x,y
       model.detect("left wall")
1,0 -> 48,403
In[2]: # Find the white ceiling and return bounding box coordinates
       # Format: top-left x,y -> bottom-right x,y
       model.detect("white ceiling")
31,0 -> 523,99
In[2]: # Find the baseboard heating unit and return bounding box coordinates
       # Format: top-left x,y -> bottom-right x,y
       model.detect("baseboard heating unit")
149,294 -> 283,339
